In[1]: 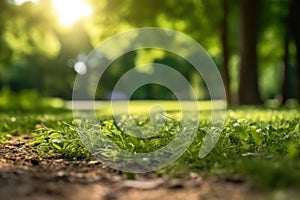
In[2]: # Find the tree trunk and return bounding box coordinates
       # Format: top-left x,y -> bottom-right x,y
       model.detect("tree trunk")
290,0 -> 300,102
296,43 -> 300,103
238,0 -> 262,104
280,29 -> 291,104
221,0 -> 231,105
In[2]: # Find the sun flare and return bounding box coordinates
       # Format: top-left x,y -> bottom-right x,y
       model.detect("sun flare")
14,0 -> 39,5
53,0 -> 92,26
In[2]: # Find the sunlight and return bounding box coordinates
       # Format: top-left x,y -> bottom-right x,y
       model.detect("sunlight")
14,0 -> 39,5
52,0 -> 92,26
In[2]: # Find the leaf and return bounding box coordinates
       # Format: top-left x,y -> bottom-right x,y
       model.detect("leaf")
287,143 -> 298,159
51,138 -> 64,150
293,124 -> 300,133
251,128 -> 262,145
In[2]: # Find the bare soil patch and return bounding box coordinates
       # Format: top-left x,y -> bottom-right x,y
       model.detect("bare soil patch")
0,135 -> 260,200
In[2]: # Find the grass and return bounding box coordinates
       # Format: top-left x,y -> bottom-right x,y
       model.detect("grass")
1,101 -> 300,191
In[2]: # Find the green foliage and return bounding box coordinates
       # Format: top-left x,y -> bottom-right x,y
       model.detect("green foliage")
163,108 -> 300,189
0,116 -> 18,143
0,112 -> 51,143
0,88 -> 65,112
0,111 -> 75,143
31,122 -> 89,160
74,114 -> 181,154
0,0 -> 296,100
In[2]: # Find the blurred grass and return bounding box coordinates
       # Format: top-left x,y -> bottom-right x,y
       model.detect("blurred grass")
70,100 -> 226,117
0,87 -> 65,112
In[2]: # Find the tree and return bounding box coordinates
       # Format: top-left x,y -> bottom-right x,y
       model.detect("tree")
280,0 -> 293,104
221,0 -> 231,104
290,0 -> 300,102
281,24 -> 292,104
280,0 -> 300,104
0,0 -> 13,85
0,1 -> 60,91
238,0 -> 262,104
89,0 -> 224,100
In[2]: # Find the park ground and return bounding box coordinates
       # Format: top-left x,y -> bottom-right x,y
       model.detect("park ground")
1,101 -> 300,200
0,135 -> 261,200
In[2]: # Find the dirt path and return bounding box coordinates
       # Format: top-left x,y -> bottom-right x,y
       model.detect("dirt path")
0,135 -> 260,200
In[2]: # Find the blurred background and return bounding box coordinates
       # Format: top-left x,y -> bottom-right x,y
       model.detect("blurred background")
0,0 -> 299,109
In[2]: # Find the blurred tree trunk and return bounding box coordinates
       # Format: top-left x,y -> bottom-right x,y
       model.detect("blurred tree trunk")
280,0 -> 300,105
280,0 -> 294,105
280,29 -> 291,104
238,0 -> 262,104
0,1 -> 11,65
290,0 -> 300,103
221,0 -> 231,105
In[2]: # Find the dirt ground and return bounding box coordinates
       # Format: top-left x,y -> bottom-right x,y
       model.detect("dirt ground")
0,135 -> 261,200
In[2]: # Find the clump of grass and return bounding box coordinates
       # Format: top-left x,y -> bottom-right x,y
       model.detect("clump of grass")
31,121 -> 89,160
0,114 -> 43,143
162,108 -> 300,189
75,114 -> 181,153
0,112 -> 74,143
